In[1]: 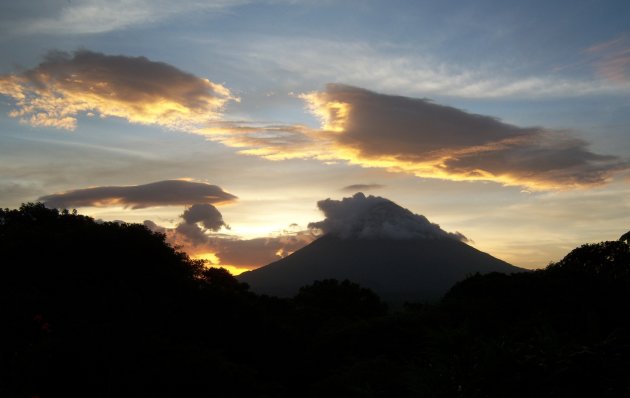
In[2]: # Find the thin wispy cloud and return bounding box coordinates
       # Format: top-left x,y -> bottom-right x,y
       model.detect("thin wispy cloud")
341,184 -> 384,192
3,0 -> 251,35
230,36 -> 630,99
585,35 -> 630,83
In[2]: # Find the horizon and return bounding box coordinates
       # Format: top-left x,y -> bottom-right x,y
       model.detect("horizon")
1,0 -> 629,273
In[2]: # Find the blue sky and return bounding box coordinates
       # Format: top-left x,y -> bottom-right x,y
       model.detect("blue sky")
1,0 -> 629,272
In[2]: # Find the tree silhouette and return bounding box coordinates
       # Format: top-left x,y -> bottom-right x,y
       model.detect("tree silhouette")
2,204 -> 629,397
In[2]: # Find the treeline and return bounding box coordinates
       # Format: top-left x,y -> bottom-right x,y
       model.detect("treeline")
1,203 -> 629,397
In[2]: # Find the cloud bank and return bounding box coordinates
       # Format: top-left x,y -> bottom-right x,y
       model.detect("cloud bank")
0,50 -> 235,130
302,84 -> 628,190
308,192 -> 467,241
2,51 -> 625,192
40,180 -> 237,209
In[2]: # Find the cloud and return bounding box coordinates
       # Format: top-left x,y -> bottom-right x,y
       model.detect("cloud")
198,121 -> 323,160
39,180 -> 237,209
0,50 -> 235,130
301,84 -> 629,190
585,35 -> 630,83
174,203 -> 230,245
308,192 -> 467,241
181,203 -> 228,231
208,232 -> 315,267
142,201 -> 314,268
341,184 -> 384,192
229,36 -> 630,99
1,0 -> 252,35
143,219 -> 167,234
155,217 -> 316,269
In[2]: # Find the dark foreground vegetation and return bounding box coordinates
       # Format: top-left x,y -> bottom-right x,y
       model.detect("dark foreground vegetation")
2,204 -> 629,397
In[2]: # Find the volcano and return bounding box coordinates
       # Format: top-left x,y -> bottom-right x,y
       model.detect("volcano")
238,193 -> 524,302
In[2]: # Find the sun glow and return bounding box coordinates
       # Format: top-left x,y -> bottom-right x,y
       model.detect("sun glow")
192,252 -> 252,276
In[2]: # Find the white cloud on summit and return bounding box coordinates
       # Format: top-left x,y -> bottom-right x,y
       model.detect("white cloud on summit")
308,192 -> 468,241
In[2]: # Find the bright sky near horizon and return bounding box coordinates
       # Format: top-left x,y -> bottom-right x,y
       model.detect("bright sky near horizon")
1,0 -> 629,273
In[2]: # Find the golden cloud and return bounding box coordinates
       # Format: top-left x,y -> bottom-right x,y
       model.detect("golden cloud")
300,84 -> 628,190
198,121 -> 332,160
0,50 -> 236,130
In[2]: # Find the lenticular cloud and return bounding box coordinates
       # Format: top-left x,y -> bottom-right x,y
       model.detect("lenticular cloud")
308,192 -> 467,241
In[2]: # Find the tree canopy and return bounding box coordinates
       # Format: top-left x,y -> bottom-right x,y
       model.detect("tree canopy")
2,203 -> 629,397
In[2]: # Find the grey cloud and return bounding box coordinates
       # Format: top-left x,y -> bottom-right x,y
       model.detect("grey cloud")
341,184 -> 384,192
143,220 -> 167,234
181,203 -> 228,231
40,180 -> 237,209
308,192 -> 467,241
175,222 -> 210,246
304,84 -> 628,189
0,1 -> 289,36
209,232 -> 315,267
175,203 -> 229,245
154,217 -> 316,267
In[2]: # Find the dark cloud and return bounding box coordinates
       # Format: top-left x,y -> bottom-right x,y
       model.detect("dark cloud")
144,202 -> 313,265
40,180 -> 237,209
181,203 -> 228,231
175,222 -> 211,246
308,192 -> 467,241
209,232 -> 315,267
143,220 -> 167,234
303,84 -> 628,189
0,50 -> 235,130
150,216 -> 316,268
174,203 -> 230,245
341,184 -> 384,192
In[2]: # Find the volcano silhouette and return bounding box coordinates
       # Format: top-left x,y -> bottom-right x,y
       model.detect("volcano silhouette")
238,194 -> 523,302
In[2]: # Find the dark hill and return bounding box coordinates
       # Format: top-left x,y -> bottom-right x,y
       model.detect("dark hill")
239,234 -> 522,301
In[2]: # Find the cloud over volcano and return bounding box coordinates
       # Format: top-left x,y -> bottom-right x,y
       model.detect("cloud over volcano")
308,192 -> 467,241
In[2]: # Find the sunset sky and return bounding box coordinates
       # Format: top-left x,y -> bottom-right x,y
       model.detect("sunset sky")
1,0 -> 629,273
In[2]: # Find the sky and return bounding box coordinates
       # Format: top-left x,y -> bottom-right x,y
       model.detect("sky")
1,0 -> 629,274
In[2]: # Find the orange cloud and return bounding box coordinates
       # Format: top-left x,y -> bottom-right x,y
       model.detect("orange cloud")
299,84 -> 628,190
198,121 -> 331,160
0,50 -> 236,130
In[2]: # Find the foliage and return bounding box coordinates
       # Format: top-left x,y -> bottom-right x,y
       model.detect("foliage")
2,203 -> 630,397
